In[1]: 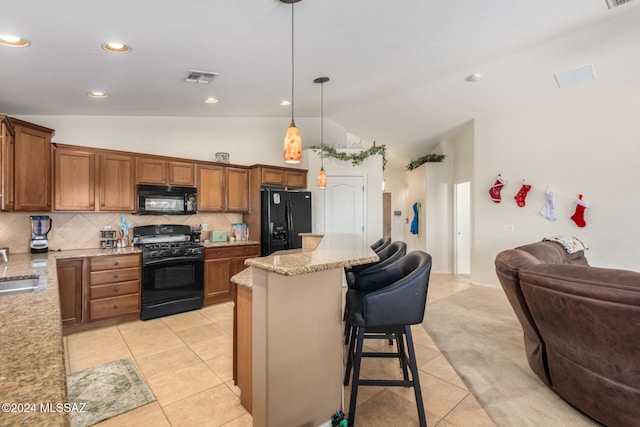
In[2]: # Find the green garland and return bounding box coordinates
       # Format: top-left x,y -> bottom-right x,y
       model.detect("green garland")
310,143 -> 387,170
405,153 -> 446,170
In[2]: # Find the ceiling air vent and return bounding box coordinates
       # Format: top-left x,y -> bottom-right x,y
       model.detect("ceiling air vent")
606,0 -> 634,8
184,70 -> 219,84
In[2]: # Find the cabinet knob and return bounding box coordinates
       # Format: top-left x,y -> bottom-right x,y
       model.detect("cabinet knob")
113,304 -> 119,310
113,274 -> 119,279
114,287 -> 119,292
114,261 -> 119,265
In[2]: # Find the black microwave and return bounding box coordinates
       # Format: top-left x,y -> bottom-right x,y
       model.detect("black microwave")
137,185 -> 197,215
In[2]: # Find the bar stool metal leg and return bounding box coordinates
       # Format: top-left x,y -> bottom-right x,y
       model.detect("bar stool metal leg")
405,325 -> 427,426
347,327 -> 365,427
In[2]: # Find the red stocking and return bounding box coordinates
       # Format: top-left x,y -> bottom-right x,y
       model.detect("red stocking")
514,180 -> 532,207
489,174 -> 507,203
570,194 -> 589,227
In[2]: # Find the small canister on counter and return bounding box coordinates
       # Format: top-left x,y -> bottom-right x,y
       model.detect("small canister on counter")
232,223 -> 247,241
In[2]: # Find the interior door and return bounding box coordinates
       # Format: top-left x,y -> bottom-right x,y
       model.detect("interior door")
454,181 -> 471,275
324,176 -> 364,237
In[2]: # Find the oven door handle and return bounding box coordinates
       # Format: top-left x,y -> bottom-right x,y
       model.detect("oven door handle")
143,255 -> 204,266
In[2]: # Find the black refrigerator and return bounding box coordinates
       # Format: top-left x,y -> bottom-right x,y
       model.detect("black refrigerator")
260,187 -> 312,256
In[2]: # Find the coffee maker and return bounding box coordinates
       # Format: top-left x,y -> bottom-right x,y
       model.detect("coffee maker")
30,215 -> 52,253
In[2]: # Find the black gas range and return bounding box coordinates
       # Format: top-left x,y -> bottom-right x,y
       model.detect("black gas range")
133,224 -> 204,320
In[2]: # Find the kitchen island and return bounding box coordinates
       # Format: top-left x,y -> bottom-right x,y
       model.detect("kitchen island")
240,233 -> 378,427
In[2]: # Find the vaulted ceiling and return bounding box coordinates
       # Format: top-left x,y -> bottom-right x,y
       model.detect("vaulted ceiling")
2,0 -> 639,166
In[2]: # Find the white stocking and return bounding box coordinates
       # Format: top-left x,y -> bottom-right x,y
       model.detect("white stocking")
540,186 -> 556,222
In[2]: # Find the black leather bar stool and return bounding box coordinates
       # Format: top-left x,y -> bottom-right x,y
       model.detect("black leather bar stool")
343,241 -> 407,342
344,236 -> 391,276
370,236 -> 392,252
346,241 -> 407,287
344,251 -> 432,427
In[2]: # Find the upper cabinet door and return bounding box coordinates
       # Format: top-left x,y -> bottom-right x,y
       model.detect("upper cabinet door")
198,165 -> 225,211
261,168 -> 285,186
53,146 -> 96,211
285,170 -> 307,189
226,167 -> 249,212
13,120 -> 53,211
170,161 -> 196,187
99,153 -> 135,211
136,156 -> 196,187
136,157 -> 167,184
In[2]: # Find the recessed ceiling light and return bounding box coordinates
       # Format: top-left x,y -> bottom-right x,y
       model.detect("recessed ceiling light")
466,72 -> 482,82
0,34 -> 30,47
102,42 -> 131,53
204,97 -> 219,104
87,91 -> 109,98
280,100 -> 291,106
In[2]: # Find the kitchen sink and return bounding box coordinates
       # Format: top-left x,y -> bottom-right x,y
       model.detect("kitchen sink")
0,277 -> 39,296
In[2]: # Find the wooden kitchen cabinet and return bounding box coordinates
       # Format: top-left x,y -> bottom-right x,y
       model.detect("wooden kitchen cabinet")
235,284 -> 253,413
52,144 -> 135,212
257,166 -> 307,189
137,156 -> 196,187
260,167 -> 285,186
53,146 -> 96,211
10,118 -> 54,211
99,153 -> 135,211
284,169 -> 307,189
198,164 -> 249,212
137,156 -> 167,184
0,115 -> 15,211
170,161 -> 196,186
204,244 -> 259,306
89,254 -> 141,321
56,258 -> 84,327
226,167 -> 249,212
197,164 -> 224,211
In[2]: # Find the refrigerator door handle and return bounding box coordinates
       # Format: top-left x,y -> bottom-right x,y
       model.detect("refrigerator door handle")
286,200 -> 294,248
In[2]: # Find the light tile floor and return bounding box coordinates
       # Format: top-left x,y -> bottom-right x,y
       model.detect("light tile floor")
65,274 -> 496,427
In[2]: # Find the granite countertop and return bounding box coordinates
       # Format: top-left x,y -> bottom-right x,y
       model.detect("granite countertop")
245,233 -> 378,276
230,266 -> 254,288
0,247 -> 141,427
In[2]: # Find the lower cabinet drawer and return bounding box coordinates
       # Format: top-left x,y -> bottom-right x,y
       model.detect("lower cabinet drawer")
90,280 -> 139,299
90,267 -> 140,286
206,245 -> 260,259
90,294 -> 139,320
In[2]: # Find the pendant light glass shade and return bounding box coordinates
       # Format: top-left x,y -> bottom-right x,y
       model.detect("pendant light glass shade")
282,0 -> 302,164
317,168 -> 327,189
284,121 -> 302,163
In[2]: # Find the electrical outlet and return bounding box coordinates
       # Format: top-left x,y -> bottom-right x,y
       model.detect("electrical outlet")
503,224 -> 515,232
202,224 -> 208,232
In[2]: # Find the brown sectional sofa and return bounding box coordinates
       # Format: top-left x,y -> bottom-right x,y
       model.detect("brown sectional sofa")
495,240 -> 640,427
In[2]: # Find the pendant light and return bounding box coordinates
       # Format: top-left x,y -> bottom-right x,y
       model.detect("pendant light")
282,0 -> 302,164
314,77 -> 329,189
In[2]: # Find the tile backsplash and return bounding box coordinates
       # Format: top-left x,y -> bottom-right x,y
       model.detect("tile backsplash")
0,212 -> 243,254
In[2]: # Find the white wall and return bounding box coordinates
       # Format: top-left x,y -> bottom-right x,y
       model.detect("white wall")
302,149 -> 383,245
471,82 -> 640,285
403,142 -> 454,274
17,115 -> 345,167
